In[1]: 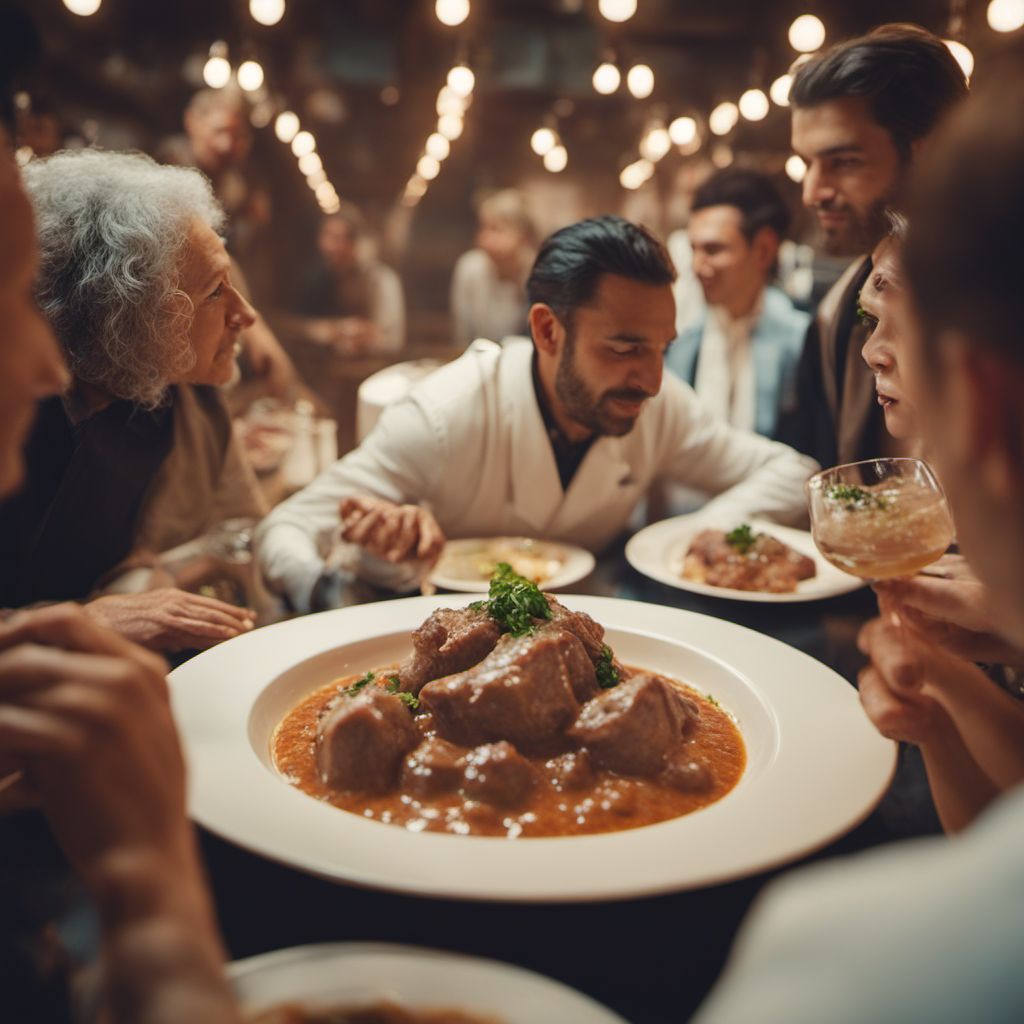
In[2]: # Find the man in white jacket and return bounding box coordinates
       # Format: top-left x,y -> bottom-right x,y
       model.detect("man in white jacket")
257,216 -> 818,610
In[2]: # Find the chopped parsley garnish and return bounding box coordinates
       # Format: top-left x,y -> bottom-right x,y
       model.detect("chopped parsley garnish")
705,693 -> 720,708
596,645 -> 620,689
384,676 -> 420,711
345,670 -> 376,697
472,561 -> 552,637
826,484 -> 891,511
726,524 -> 757,555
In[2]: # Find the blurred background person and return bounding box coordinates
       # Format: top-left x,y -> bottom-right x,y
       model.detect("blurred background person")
450,188 -> 538,348
777,24 -> 968,467
0,149 -> 261,652
293,202 -> 405,355
667,168 -> 809,438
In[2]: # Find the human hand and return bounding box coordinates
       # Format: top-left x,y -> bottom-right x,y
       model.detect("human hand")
84,588 -> 255,652
339,495 -> 446,565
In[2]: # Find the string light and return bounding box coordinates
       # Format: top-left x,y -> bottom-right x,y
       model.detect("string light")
739,88 -> 769,121
250,0 -> 286,26
435,0 -> 470,27
988,0 -> 1024,31
639,126 -> 671,162
447,64 -> 475,97
298,152 -> 322,175
627,64 -> 655,99
711,144 -> 734,168
315,181 -> 337,203
290,130 -> 316,157
945,40 -> 974,79
426,132 -> 451,160
770,73 -> 793,106
789,14 -> 825,52
237,60 -> 264,92
62,0 -> 102,14
406,175 -> 428,198
543,145 -> 568,172
598,0 -> 637,23
202,56 -> 232,89
592,62 -> 621,95
437,113 -> 464,140
306,169 -> 327,188
531,127 -> 557,155
620,159 -> 654,190
708,101 -> 739,136
668,116 -> 696,146
436,87 -> 467,116
785,155 -> 807,182
417,155 -> 441,180
274,111 -> 300,143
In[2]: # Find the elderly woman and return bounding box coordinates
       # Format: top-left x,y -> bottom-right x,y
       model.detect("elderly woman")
0,149 -> 264,650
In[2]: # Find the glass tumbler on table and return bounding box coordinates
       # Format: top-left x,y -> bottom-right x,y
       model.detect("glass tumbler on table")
806,457 -> 955,580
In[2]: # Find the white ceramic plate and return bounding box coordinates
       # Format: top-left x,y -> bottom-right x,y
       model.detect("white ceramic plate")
626,516 -> 866,603
430,537 -> 596,593
169,595 -> 894,902
230,942 -> 626,1024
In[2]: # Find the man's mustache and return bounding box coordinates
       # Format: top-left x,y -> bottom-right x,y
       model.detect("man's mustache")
602,388 -> 652,404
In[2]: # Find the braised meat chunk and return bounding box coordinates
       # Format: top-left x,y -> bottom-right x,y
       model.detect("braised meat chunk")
400,736 -> 467,798
569,674 -> 700,777
684,526 -> 817,594
316,688 -> 419,793
462,741 -> 537,808
543,597 -> 628,682
397,606 -> 502,694
419,630 -> 587,752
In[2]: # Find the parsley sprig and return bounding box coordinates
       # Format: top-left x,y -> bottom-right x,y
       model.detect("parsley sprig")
596,645 -> 620,689
343,670 -> 419,710
826,483 -> 891,511
469,561 -> 551,637
726,524 -> 757,555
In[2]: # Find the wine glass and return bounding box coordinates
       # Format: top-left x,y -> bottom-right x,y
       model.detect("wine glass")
807,458 -> 955,580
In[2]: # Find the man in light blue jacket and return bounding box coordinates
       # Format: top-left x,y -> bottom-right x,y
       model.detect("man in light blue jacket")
667,168 -> 810,438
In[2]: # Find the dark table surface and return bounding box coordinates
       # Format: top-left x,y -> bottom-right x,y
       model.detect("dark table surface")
198,545 -> 940,1024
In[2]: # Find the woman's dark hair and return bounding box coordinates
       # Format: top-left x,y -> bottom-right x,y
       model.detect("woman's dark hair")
691,168 -> 790,242
790,24 -> 968,161
526,215 -> 675,326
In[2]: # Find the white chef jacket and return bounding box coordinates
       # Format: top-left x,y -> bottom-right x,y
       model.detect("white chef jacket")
256,338 -> 818,609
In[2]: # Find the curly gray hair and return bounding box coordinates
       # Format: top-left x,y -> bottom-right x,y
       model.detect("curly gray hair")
22,149 -> 226,409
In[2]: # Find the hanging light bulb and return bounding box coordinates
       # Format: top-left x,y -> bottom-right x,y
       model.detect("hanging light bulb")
785,155 -> 807,183
250,0 -> 286,26
598,0 -> 637,23
770,73 -> 793,107
531,127 -> 557,155
62,0 -> 102,14
543,145 -> 568,172
739,88 -> 770,121
988,0 -> 1024,31
592,62 -> 621,95
290,130 -> 316,157
237,60 -> 264,92
437,113 -> 464,140
668,116 -> 696,146
274,111 -> 299,143
202,56 -> 232,89
944,40 -> 975,79
626,64 -> 655,99
708,101 -> 739,136
435,0 -> 470,27
426,132 -> 451,160
298,152 -> 322,175
789,14 -> 825,52
639,127 -> 671,162
447,65 -> 475,97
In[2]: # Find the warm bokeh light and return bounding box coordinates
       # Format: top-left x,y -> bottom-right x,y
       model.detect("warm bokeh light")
708,101 -> 739,136
668,116 -> 696,146
739,88 -> 769,121
785,154 -> 807,182
237,60 -> 264,92
437,113 -> 464,140
202,56 -> 232,90
543,145 -> 568,172
711,144 -> 734,168
988,0 -> 1024,31
447,64 -> 475,97
626,64 -> 655,99
426,132 -> 451,160
435,0 -> 470,27
306,169 -> 327,188
298,152 -> 322,175
436,86 -> 467,116
315,181 -> 337,202
62,0 -> 102,14
619,158 -> 654,190
406,175 -> 429,198
789,14 -> 825,52
592,62 -> 621,95
945,40 -> 975,79
290,130 -> 316,157
639,127 -> 671,162
417,155 -> 441,180
770,73 -> 793,106
530,127 -> 557,155
250,0 -> 285,26
274,111 -> 300,143
598,0 -> 637,23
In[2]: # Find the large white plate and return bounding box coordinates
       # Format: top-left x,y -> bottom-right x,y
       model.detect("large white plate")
170,595 -> 894,902
626,516 -> 866,603
230,942 -> 626,1023
430,537 -> 596,593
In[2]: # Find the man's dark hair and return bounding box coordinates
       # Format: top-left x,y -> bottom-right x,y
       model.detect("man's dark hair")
790,24 -> 968,160
526,215 -> 675,326
0,2 -> 41,141
691,168 -> 790,242
905,42 -> 1024,367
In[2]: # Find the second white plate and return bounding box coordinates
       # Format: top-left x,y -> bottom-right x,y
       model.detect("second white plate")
430,536 -> 596,593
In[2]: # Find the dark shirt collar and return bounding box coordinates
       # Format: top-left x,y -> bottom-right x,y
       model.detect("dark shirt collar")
530,353 -> 595,492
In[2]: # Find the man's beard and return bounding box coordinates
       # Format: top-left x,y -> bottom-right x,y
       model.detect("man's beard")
554,333 -> 650,437
818,196 -> 892,256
